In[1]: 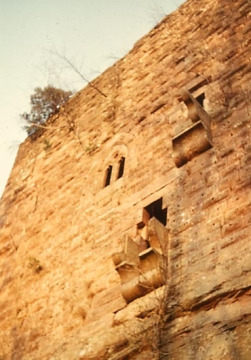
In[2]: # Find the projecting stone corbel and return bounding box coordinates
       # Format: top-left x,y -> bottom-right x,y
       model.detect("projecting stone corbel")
172,89 -> 213,168
112,235 -> 140,268
112,217 -> 168,304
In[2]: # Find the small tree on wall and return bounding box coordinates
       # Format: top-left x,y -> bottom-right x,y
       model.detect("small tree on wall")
21,85 -> 73,135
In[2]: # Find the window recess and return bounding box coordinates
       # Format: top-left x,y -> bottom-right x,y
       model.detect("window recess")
104,165 -> 113,187
117,157 -> 125,179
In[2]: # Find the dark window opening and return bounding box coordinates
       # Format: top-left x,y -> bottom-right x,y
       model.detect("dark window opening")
196,93 -> 205,107
117,157 -> 125,179
144,197 -> 167,226
104,165 -> 112,187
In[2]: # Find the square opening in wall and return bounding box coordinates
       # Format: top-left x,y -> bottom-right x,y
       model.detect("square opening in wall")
144,197 -> 167,226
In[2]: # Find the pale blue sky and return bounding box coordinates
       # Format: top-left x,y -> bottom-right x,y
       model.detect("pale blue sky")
0,0 -> 185,197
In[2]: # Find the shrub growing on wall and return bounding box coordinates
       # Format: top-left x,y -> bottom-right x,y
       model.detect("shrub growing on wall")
21,85 -> 73,135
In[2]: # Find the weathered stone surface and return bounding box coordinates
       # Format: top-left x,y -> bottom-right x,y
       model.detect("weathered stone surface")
1,0 -> 251,358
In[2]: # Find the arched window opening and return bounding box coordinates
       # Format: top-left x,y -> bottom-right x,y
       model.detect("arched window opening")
117,157 -> 125,179
104,165 -> 112,187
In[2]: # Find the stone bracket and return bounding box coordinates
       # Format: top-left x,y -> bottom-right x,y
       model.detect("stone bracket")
172,89 -> 213,168
112,217 -> 168,304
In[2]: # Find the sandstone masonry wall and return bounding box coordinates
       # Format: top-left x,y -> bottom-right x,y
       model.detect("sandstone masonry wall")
1,0 -> 251,359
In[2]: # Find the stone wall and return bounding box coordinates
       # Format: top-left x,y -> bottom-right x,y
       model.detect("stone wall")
1,0 -> 251,358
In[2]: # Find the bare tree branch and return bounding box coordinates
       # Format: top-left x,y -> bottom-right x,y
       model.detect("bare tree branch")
48,50 -> 107,98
